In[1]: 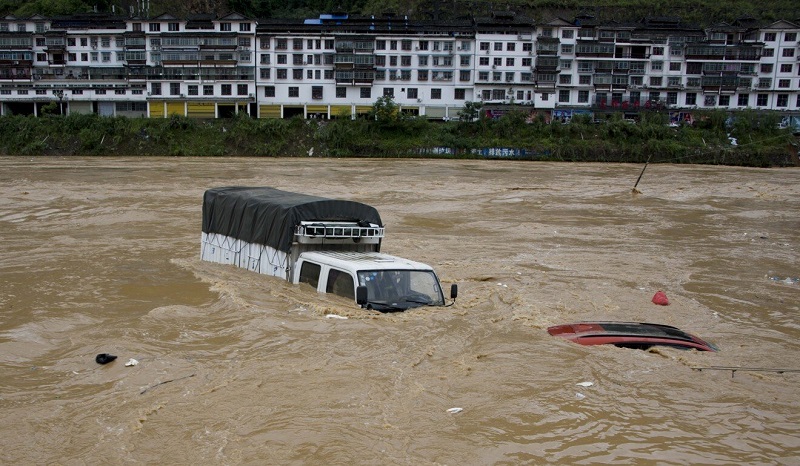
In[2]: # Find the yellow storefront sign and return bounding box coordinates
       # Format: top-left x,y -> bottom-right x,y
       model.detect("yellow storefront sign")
149,101 -> 165,118
259,105 -> 281,119
166,101 -> 185,116
187,102 -> 215,118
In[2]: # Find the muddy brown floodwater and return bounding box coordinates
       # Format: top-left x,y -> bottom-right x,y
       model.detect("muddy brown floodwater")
0,157 -> 798,465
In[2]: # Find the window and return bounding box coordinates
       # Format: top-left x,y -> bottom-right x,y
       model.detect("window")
390,40 -> 397,50
578,90 -> 589,103
561,44 -> 574,54
221,84 -> 232,95
667,91 -> 678,105
299,262 -> 321,289
460,55 -> 470,66
559,74 -> 571,84
523,43 -> 533,52
719,95 -> 730,106
782,48 -> 795,57
151,82 -> 161,95
276,69 -> 287,79
459,70 -> 470,81
479,57 -> 489,66
238,84 -> 248,95
558,90 -> 570,103
431,88 -> 441,99
737,94 -> 749,106
203,85 -> 213,96
763,48 -> 774,57
506,43 -> 515,51
312,86 -> 323,99
776,94 -> 788,107
289,86 -> 299,97
651,61 -> 663,71
650,77 -> 662,86
188,85 -> 198,96
326,269 -> 354,300
778,79 -> 790,88
407,88 -> 418,99
579,75 -> 591,85
761,63 -> 774,73
480,42 -> 489,51
168,22 -> 179,31
780,64 -> 793,73
785,32 -> 797,41
562,30 -> 574,39
494,42 -> 502,51
506,57 -> 514,66
360,87 -> 371,99
170,83 -> 180,95
669,62 -> 681,71
685,92 -> 696,105
455,88 -> 466,100
652,47 -> 664,55
220,23 -> 231,32
148,23 -> 160,32
264,86 -> 275,97
493,57 -> 502,67
764,32 -> 776,41
260,68 -> 270,79
383,88 -> 394,97
336,87 -> 346,98
756,94 -> 768,106
240,22 -> 251,32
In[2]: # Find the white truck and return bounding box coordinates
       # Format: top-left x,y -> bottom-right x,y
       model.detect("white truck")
200,187 -> 456,311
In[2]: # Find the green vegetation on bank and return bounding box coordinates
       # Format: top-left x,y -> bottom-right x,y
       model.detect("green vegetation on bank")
1,103 -> 795,166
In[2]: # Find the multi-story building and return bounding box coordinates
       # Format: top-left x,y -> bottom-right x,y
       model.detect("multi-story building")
0,12 -> 798,119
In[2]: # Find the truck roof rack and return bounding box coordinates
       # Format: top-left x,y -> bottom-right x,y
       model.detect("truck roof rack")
296,221 -> 384,243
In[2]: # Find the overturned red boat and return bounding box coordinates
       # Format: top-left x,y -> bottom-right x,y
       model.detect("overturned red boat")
547,322 -> 718,352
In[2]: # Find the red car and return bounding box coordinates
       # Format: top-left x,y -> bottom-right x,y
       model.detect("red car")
547,322 -> 718,352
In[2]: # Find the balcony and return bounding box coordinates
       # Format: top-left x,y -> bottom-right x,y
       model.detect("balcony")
593,97 -> 667,110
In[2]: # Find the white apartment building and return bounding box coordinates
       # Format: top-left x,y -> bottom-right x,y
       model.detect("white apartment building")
0,12 -> 798,119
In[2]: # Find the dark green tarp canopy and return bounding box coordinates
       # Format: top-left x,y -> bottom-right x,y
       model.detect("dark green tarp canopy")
202,187 -> 383,253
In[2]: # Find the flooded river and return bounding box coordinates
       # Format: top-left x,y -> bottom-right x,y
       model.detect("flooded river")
1,157 -> 798,464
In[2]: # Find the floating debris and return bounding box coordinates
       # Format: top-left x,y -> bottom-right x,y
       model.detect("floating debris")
95,353 -> 117,365
125,358 -> 139,367
768,276 -> 799,285
446,407 -> 463,414
325,314 -> 348,320
576,381 -> 594,387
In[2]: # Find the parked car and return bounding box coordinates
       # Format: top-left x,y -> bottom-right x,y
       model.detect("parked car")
547,321 -> 718,351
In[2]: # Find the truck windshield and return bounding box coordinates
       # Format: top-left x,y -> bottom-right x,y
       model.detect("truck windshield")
357,270 -> 444,308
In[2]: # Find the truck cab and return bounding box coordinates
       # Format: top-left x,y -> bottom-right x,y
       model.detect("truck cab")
294,251 -> 455,311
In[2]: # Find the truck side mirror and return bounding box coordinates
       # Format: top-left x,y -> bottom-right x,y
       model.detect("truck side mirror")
450,284 -> 458,299
356,285 -> 368,306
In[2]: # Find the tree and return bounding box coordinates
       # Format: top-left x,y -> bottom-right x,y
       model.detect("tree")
369,95 -> 401,122
458,101 -> 483,123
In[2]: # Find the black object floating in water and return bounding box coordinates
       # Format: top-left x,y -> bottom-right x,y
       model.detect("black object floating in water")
95,353 -> 117,365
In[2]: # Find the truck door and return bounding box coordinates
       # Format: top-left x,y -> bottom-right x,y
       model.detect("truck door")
298,261 -> 322,290
326,268 -> 355,300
